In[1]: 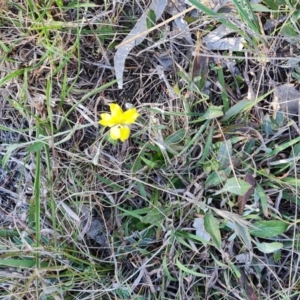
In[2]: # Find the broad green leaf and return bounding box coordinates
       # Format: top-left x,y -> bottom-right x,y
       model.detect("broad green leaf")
250,220 -> 288,238
193,218 -> 211,241
256,242 -> 283,253
0,40 -> 10,53
146,9 -> 156,29
217,140 -> 232,169
205,168 -> 230,189
175,235 -> 197,250
273,249 -> 281,262
191,106 -> 223,124
165,129 -> 186,145
251,3 -> 275,12
204,210 -> 221,249
55,0 -> 63,7
275,111 -> 284,126
292,70 -> 300,81
262,114 -> 273,138
176,259 -> 210,277
141,156 -> 158,168
262,0 -> 279,9
223,99 -> 254,121
137,182 -> 147,199
234,222 -> 252,249
201,105 -> 223,121
26,142 -> 44,153
281,23 -> 298,37
142,207 -> 169,224
256,183 -> 268,217
215,178 -> 252,196
282,177 -> 300,186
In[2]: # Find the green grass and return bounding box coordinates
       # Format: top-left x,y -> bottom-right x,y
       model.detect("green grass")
0,0 -> 300,299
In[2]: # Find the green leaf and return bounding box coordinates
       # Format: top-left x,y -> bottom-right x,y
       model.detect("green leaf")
0,259 -> 36,268
163,256 -> 177,281
2,144 -> 22,168
232,0 -> 259,33
281,23 -> 298,37
256,183 -> 268,217
146,9 -> 156,29
141,156 -> 158,168
132,142 -> 151,172
217,140 -> 232,169
201,105 -> 224,121
266,136 -> 300,157
227,261 -> 241,279
262,0 -> 279,9
0,230 -> 20,237
273,249 -> 281,262
256,242 -> 283,253
175,230 -> 213,247
204,210 -> 221,249
205,168 -> 230,189
165,129 -> 186,145
187,0 -> 244,36
95,174 -> 123,191
250,220 -> 288,238
137,182 -> 147,199
0,69 -> 25,88
215,178 -> 252,196
222,90 -> 273,121
142,207 -> 169,224
199,126 -> 214,163
176,259 -> 210,277
223,99 -> 254,121
234,222 -> 252,249
26,142 -> 44,153
217,65 -> 229,111
251,3 -> 275,12
292,70 -> 300,82
55,0 -> 64,6
262,114 -> 273,138
282,177 -> 300,186
0,41 -> 10,53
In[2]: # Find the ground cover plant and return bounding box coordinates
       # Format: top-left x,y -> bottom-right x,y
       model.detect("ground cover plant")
0,0 -> 300,299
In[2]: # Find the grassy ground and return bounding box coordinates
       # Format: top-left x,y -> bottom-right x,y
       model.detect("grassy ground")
0,0 -> 300,299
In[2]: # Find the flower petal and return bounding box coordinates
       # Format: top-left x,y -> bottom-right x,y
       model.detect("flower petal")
99,113 -> 116,127
119,126 -> 130,142
109,103 -> 123,119
110,126 -> 121,140
121,108 -> 140,125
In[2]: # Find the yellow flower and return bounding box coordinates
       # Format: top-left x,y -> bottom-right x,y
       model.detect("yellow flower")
99,103 -> 139,142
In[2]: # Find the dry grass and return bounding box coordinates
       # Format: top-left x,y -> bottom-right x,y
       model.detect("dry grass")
0,0 -> 300,299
